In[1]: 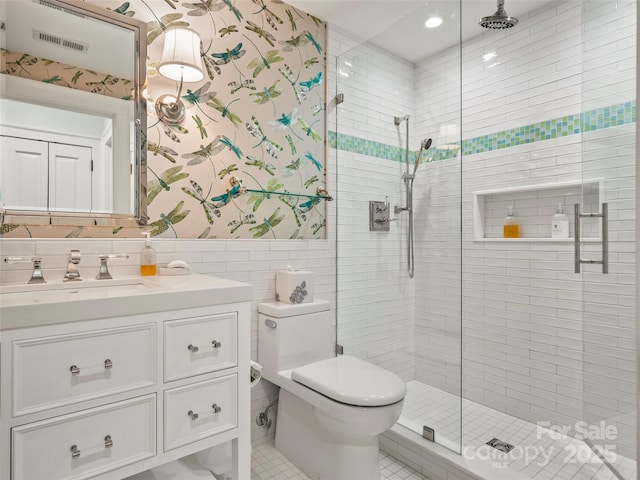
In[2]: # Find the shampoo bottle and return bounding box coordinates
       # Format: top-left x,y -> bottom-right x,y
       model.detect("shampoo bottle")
140,232 -> 157,276
551,203 -> 569,238
503,206 -> 519,238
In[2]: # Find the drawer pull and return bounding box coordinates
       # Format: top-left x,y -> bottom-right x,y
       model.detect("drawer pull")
187,404 -> 221,420
69,359 -> 114,376
188,410 -> 199,420
70,435 -> 113,459
187,341 -> 222,353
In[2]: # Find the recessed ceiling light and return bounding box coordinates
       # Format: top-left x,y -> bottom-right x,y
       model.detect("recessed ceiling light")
425,16 -> 443,28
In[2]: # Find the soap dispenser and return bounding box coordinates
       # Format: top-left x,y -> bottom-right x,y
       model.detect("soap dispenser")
140,232 -> 157,276
551,203 -> 569,238
503,206 -> 519,238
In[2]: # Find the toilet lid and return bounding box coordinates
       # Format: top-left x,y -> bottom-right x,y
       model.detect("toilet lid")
291,356 -> 407,407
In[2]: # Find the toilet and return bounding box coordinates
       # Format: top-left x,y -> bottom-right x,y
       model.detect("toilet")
258,300 -> 406,480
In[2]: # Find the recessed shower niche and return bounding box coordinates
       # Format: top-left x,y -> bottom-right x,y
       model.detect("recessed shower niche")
472,179 -> 603,241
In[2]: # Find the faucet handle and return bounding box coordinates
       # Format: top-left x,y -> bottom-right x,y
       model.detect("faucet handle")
4,256 -> 46,284
96,254 -> 129,280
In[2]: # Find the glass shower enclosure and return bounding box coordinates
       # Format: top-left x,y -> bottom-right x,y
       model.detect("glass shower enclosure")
333,0 -> 636,477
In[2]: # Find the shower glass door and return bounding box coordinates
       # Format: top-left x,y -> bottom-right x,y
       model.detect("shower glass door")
579,1 -> 636,477
333,0 -> 463,455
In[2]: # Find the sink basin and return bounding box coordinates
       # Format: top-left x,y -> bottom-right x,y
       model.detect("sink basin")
0,273 -> 252,330
0,279 -> 157,306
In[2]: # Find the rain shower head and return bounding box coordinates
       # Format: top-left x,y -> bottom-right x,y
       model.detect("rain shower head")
479,0 -> 518,30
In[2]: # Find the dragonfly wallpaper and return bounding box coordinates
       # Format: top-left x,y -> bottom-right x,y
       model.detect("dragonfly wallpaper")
1,0 -> 327,239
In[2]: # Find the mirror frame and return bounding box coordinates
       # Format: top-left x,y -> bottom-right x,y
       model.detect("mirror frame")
0,0 -> 147,227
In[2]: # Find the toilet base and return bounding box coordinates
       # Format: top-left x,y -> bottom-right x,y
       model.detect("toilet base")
275,389 -> 381,480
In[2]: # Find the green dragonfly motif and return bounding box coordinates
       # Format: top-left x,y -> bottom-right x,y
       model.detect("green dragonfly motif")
304,57 -> 319,69
246,178 -> 284,211
184,0 -> 224,16
219,25 -> 238,36
43,75 -> 63,84
2,53 -> 38,76
304,175 -> 319,188
220,135 -> 243,158
250,80 -> 283,114
278,64 -> 305,104
247,49 -> 284,78
211,184 -> 242,208
286,134 -> 297,155
222,0 -> 243,22
219,163 -> 239,179
246,116 -> 283,157
228,214 -> 257,234
85,75 -> 120,94
245,157 -> 276,176
250,208 -> 284,238
228,78 -> 255,94
279,195 -> 306,227
163,124 -> 188,143
147,165 -> 189,204
70,71 -> 84,84
147,13 -> 188,45
201,48 -> 222,80
280,33 -> 309,52
149,201 -> 190,237
296,118 -> 322,142
245,21 -> 276,47
206,96 -> 242,127
286,9 -> 297,31
304,31 -> 322,54
251,0 -> 283,29
148,142 -> 179,163
182,180 -> 221,224
182,139 -> 225,166
198,226 -> 216,239
311,219 -> 326,235
111,2 -> 135,16
192,115 -> 208,139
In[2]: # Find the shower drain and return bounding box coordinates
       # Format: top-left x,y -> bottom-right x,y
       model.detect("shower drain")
486,438 -> 515,453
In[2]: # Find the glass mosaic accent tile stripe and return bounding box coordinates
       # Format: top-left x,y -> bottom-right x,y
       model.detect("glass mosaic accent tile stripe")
330,101 -> 636,163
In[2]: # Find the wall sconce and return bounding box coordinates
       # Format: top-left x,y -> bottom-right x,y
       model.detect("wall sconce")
155,27 -> 204,125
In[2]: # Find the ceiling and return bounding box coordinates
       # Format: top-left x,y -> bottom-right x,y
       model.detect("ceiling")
286,0 -> 553,63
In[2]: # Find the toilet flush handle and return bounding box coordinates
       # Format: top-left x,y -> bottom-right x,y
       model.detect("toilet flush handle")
264,319 -> 277,329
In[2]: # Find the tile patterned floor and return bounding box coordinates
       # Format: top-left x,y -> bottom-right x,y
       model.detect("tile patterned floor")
399,381 -> 637,480
251,441 -> 427,480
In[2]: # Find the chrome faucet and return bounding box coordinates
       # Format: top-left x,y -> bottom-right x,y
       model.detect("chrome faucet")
96,254 -> 129,280
63,250 -> 82,282
3,256 -> 46,284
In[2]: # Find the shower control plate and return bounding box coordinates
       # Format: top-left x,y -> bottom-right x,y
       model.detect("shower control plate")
369,201 -> 390,231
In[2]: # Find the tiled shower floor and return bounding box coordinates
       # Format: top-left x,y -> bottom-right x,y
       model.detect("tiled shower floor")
251,441 -> 427,480
400,381 -> 637,480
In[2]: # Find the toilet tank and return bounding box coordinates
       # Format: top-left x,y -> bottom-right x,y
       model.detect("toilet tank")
258,300 -> 333,383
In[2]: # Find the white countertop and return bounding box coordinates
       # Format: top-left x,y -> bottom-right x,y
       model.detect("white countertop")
0,274 -> 252,331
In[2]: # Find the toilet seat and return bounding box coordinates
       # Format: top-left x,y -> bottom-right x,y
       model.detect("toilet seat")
291,355 -> 406,407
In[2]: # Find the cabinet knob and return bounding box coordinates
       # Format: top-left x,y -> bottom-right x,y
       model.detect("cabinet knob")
211,340 -> 222,348
188,410 -> 199,420
212,403 -> 222,413
187,344 -> 199,353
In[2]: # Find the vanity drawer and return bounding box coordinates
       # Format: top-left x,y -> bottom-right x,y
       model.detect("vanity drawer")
164,374 -> 237,451
13,324 -> 156,416
164,313 -> 237,381
12,394 -> 156,480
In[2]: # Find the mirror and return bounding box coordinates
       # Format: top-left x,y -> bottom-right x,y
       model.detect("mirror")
0,0 -> 147,226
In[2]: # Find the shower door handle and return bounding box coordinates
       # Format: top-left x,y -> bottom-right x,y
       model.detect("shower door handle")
574,203 -> 608,274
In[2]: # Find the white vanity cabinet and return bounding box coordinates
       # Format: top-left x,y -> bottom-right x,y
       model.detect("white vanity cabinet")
0,274 -> 252,480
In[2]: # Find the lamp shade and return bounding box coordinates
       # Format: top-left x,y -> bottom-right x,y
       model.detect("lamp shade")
157,27 -> 204,83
